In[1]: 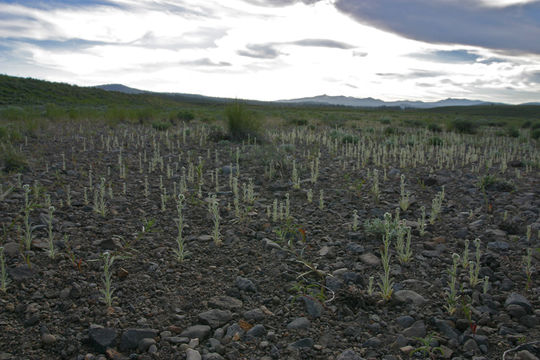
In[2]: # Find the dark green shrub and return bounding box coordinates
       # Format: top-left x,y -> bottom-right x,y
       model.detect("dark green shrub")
341,134 -> 359,144
152,121 -> 172,131
507,127 -> 519,138
532,129 -> 540,139
402,119 -> 423,127
384,127 -> 396,136
531,122 -> 540,130
289,118 -> 308,126
175,110 -> 195,122
379,117 -> 391,125
427,123 -> 442,132
448,118 -> 477,134
428,136 -> 443,146
225,102 -> 260,140
1,145 -> 28,172
521,120 -> 532,128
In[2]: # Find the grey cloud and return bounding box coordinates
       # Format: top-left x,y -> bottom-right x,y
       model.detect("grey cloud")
238,38 -> 355,59
130,28 -> 226,49
180,58 -> 232,67
242,0 -> 322,7
238,44 -> 282,59
377,70 -> 445,79
353,50 -> 368,57
411,50 -> 480,63
525,71 -> 540,84
334,0 -> 540,54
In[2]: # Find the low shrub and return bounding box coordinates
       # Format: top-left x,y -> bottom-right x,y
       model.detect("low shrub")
448,118 -> 477,134
152,121 -> 172,131
532,129 -> 540,140
427,123 -> 442,133
225,102 -> 260,140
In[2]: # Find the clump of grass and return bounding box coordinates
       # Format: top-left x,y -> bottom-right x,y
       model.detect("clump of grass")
448,118 -> 477,134
225,101 -> 260,140
152,121 -> 172,131
1,144 -> 28,173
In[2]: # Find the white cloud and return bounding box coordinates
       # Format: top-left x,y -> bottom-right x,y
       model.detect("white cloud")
0,0 -> 539,103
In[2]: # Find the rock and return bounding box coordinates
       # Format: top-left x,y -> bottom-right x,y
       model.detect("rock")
198,309 -> 232,328
119,328 -> 157,351
164,336 -> 189,344
433,318 -> 459,341
515,350 -> 540,360
208,296 -> 243,310
394,290 -> 427,306
105,348 -> 128,360
487,241 -> 510,251
359,253 -> 380,266
243,309 -> 265,321
225,323 -> 245,340
93,238 -> 120,250
463,338 -> 479,353
301,296 -> 323,318
326,275 -> 343,292
505,293 -> 533,314
262,238 -> 280,250
221,165 -> 238,175
41,333 -> 56,345
287,338 -> 313,350
138,338 -> 156,352
363,337 -> 382,347
396,315 -> 415,328
236,276 -> 256,292
186,348 -> 202,360
246,324 -> 266,338
336,349 -> 365,360
401,320 -> 426,339
203,353 -> 224,360
89,327 -> 117,352
7,265 -> 33,281
2,242 -> 19,258
287,317 -> 311,330
346,243 -> 365,254
507,304 -> 527,318
180,325 -> 211,340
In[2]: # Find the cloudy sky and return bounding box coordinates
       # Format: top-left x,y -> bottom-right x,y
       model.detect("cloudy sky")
2,0 -> 540,103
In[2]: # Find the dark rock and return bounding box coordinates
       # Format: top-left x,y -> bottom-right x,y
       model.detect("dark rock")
287,317 -> 311,330
7,265 -> 33,281
336,349 -> 365,360
505,293 -> 532,314
89,327 -> 117,352
402,320 -> 426,339
394,290 -> 426,306
208,296 -> 243,310
242,309 -> 265,321
245,324 -> 266,338
180,325 -> 211,340
346,243 -> 365,254
119,328 -> 157,351
301,296 -> 323,318
198,309 -> 232,328
287,338 -> 313,350
487,241 -> 510,251
363,337 -> 382,348
396,315 -> 415,328
236,276 -> 256,292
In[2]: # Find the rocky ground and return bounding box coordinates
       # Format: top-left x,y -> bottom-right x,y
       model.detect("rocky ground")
0,122 -> 539,360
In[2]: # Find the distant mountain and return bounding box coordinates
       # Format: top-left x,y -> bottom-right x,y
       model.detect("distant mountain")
279,94 -> 494,108
94,84 -> 147,94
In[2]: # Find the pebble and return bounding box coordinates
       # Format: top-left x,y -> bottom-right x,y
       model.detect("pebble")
393,290 -> 427,306
401,320 -> 426,339
243,309 -> 265,321
301,296 -> 323,318
88,327 -> 117,353
359,253 -> 380,266
336,349 -> 365,360
41,333 -> 56,345
505,293 -> 533,314
186,349 -> 202,360
208,296 -> 243,310
198,309 -> 232,328
287,338 -> 314,350
287,317 -> 311,330
180,325 -> 211,340
235,276 -> 257,292
246,324 -> 266,338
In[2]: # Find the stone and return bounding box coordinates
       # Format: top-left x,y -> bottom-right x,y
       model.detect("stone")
401,320 -> 426,339
186,349 -> 202,360
301,296 -> 323,318
336,349 -> 365,360
463,338 -> 479,353
287,338 -> 313,350
346,243 -> 365,254
119,328 -> 157,351
221,165 -> 238,175
164,336 -> 189,344
41,333 -> 56,345
236,276 -> 256,292
515,350 -> 540,360
359,253 -> 380,266
208,296 -> 243,310
363,337 -> 382,348
2,242 -> 19,258
242,309 -> 265,321
225,323 -> 245,339
507,304 -> 527,318
246,324 -> 266,338
433,318 -> 459,341
203,353 -> 224,360
88,327 -> 117,353
505,293 -> 533,314
180,325 -> 211,340
487,241 -> 510,251
287,317 -> 311,330
396,315 -> 415,328
198,309 -> 232,328
394,290 -> 427,306
138,338 -> 156,352
7,266 -> 33,281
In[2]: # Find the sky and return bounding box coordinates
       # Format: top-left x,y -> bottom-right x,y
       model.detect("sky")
1,0 -> 540,103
